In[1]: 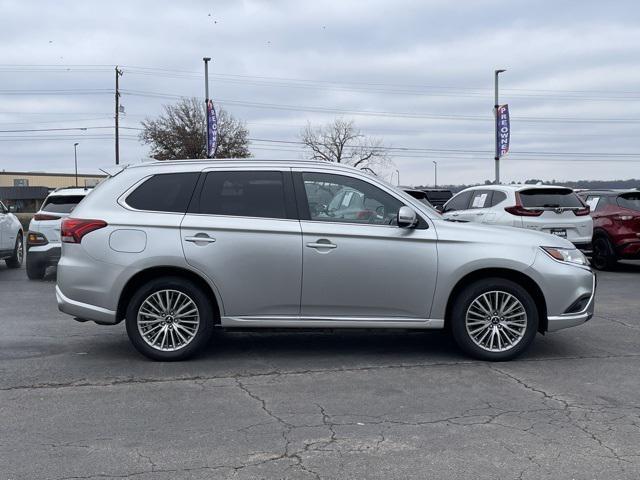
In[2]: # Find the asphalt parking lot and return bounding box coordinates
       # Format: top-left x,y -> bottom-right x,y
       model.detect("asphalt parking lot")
1,263 -> 640,480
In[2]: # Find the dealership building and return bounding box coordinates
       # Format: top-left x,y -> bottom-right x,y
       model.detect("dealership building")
0,171 -> 105,212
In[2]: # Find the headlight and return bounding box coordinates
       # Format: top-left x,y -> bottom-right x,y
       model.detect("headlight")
541,247 -> 589,266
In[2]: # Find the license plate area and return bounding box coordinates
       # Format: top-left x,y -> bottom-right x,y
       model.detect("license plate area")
549,228 -> 567,238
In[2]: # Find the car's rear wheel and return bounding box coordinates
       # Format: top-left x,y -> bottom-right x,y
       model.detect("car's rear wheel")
591,235 -> 616,271
451,278 -> 539,361
125,277 -> 215,361
5,234 -> 23,269
26,256 -> 46,280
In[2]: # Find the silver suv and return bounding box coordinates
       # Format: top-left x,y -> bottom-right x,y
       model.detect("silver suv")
56,160 -> 596,361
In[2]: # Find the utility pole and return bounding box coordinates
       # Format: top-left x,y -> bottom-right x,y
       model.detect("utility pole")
203,57 -> 211,158
73,143 -> 79,187
494,69 -> 506,184
395,169 -> 400,186
433,161 -> 438,187
115,66 -> 123,165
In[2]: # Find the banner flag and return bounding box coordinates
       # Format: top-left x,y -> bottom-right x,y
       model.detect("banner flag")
207,99 -> 218,158
496,104 -> 510,158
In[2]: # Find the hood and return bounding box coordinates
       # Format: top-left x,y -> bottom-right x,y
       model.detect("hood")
433,217 -> 575,249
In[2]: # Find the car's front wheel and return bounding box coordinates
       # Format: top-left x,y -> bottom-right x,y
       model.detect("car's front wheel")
125,277 -> 215,361
451,278 -> 539,361
5,234 -> 23,269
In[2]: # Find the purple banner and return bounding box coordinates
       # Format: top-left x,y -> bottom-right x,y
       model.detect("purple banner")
207,99 -> 217,158
496,104 -> 510,158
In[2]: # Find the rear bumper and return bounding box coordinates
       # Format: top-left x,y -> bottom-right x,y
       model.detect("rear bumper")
56,285 -> 117,325
27,243 -> 61,266
546,273 -> 596,332
573,241 -> 592,253
616,239 -> 640,258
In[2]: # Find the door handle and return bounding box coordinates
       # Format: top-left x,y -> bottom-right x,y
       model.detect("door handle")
306,240 -> 337,249
185,235 -> 216,244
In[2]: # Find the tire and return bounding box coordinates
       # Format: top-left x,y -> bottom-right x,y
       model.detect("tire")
125,276 -> 215,361
5,233 -> 23,269
26,256 -> 46,280
451,278 -> 539,361
591,235 -> 616,271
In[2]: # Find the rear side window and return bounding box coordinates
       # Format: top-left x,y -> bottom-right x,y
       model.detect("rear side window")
519,188 -> 583,208
126,173 -> 199,213
617,192 -> 640,212
198,171 -> 288,219
490,191 -> 507,206
469,190 -> 492,209
42,195 -> 85,214
444,191 -> 472,212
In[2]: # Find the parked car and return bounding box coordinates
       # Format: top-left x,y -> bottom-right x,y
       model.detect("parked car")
0,200 -> 24,269
442,185 -> 593,251
577,189 -> 640,270
26,187 -> 91,279
401,187 -> 437,210
56,160 -> 595,362
418,188 -> 453,208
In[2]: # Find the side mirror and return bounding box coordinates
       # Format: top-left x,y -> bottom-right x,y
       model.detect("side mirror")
397,206 -> 418,228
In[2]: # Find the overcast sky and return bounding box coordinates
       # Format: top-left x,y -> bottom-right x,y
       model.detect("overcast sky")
1,0 -> 639,185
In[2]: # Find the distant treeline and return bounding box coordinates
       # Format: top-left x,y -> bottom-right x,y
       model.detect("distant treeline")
415,179 -> 640,193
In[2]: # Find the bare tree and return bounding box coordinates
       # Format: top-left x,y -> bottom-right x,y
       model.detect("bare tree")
300,118 -> 391,174
140,97 -> 251,160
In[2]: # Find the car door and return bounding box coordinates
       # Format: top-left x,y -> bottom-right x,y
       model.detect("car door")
466,190 -> 494,223
294,169 -> 438,320
181,168 -> 303,318
0,201 -> 9,251
442,190 -> 473,221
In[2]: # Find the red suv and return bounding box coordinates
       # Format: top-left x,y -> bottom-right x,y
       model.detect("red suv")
578,189 -> 640,270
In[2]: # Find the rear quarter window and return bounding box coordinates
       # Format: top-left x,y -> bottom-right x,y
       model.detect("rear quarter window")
126,172 -> 199,213
617,193 -> 640,212
519,188 -> 583,208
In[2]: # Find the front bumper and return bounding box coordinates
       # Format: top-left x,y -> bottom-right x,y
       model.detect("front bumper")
56,285 -> 117,325
546,273 -> 596,332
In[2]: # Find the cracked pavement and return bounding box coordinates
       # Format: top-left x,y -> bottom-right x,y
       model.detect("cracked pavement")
1,262 -> 640,479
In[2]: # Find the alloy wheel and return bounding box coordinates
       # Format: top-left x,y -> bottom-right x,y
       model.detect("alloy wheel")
465,290 -> 527,353
137,289 -> 200,352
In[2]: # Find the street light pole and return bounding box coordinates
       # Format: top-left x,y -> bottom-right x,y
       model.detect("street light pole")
395,169 -> 400,186
203,57 -> 211,158
73,143 -> 79,187
494,69 -> 506,184
433,161 -> 438,187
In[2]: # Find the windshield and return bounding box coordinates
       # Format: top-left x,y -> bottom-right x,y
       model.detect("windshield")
617,192 -> 640,212
41,195 -> 85,214
519,188 -> 583,208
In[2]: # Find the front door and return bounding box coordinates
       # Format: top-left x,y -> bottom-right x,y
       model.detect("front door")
295,171 -> 438,319
0,202 -> 9,251
181,169 -> 302,318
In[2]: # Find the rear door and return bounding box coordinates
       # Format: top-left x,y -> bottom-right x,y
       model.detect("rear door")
519,188 -> 591,242
465,190 -> 493,223
181,168 -> 303,318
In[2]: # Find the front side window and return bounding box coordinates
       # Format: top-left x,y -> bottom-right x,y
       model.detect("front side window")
42,195 -> 85,214
302,172 -> 402,225
198,171 -> 288,219
126,172 -> 199,213
444,191 -> 472,212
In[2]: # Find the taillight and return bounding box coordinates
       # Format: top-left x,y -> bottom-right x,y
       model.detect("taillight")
573,206 -> 591,216
504,205 -> 543,217
27,232 -> 48,246
33,213 -> 61,221
61,218 -> 107,243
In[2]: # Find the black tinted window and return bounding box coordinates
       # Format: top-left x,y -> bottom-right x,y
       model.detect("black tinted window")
42,195 -> 85,214
519,188 -> 583,208
444,191 -> 472,212
469,190 -> 492,209
490,191 -> 507,206
618,192 -> 640,212
199,171 -> 287,219
127,173 -> 199,213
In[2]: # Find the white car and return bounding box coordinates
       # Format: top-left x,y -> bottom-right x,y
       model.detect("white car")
26,187 -> 91,279
442,185 -> 593,250
0,200 -> 24,269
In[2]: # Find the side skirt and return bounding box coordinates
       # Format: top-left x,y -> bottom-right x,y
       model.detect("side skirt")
220,316 -> 445,329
